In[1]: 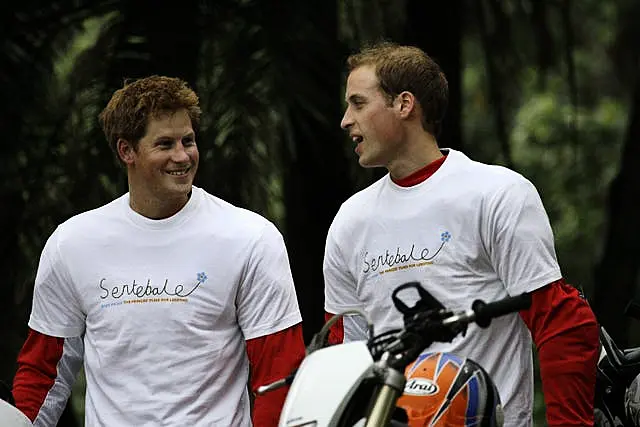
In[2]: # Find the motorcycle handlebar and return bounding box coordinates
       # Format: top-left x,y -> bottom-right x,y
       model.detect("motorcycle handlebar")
472,292 -> 532,328
381,291 -> 533,369
409,292 -> 533,335
257,287 -> 534,396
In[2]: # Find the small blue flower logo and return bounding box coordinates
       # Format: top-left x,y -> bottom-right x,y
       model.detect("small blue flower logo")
440,231 -> 451,242
197,272 -> 208,283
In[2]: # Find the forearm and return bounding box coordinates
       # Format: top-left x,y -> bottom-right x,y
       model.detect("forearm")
520,280 -> 599,426
324,311 -> 369,344
13,329 -> 83,425
538,319 -> 599,426
247,323 -> 305,427
325,312 -> 344,345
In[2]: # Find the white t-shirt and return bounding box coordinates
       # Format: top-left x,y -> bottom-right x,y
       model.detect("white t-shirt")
29,186 -> 302,426
324,149 -> 561,427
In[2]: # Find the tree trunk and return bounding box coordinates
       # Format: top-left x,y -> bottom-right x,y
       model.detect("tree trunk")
593,83 -> 640,348
403,0 -> 463,151
0,190 -> 27,384
268,1 -> 353,342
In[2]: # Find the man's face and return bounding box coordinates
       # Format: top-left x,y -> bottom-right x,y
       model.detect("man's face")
341,65 -> 404,168
127,109 -> 199,203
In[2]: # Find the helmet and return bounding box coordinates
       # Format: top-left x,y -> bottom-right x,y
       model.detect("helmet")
626,373 -> 640,426
396,352 -> 503,427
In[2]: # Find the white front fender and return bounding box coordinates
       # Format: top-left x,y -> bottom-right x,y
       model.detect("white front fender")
279,341 -> 374,427
0,400 -> 32,427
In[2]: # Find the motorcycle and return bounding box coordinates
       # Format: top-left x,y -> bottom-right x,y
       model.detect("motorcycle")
595,301 -> 640,427
259,281 -> 532,426
0,380 -> 32,427
260,282 -> 640,427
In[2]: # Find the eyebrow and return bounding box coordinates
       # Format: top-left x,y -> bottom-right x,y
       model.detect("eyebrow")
154,131 -> 195,142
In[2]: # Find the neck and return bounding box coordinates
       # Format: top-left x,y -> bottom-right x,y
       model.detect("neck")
128,183 -> 190,220
387,131 -> 443,180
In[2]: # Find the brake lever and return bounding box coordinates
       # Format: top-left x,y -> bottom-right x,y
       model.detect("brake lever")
256,378 -> 288,395
256,369 -> 298,395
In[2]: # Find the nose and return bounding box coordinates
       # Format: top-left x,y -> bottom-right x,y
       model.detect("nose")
171,141 -> 191,163
340,108 -> 353,130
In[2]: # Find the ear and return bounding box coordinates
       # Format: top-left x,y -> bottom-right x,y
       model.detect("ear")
397,91 -> 416,120
116,138 -> 136,165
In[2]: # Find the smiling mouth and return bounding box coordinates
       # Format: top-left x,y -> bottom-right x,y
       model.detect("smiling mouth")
166,167 -> 191,176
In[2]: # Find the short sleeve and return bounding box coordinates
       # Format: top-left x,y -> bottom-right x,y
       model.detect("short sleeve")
236,222 -> 302,340
485,177 -> 563,295
28,228 -> 86,338
323,220 -> 363,314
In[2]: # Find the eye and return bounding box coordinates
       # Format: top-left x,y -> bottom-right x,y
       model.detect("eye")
183,136 -> 196,146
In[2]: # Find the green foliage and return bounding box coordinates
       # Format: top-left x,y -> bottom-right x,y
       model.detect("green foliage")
511,92 -> 624,253
462,0 -> 628,295
15,12 -> 123,271
460,2 -> 632,423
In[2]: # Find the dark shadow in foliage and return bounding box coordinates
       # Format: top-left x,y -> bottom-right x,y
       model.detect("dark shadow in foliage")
593,83 -> 640,348
0,2 -> 204,425
261,1 -> 354,342
403,0 -> 463,152
592,0 -> 640,348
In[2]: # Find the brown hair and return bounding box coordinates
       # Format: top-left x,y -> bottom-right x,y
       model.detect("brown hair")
347,41 -> 448,136
99,76 -> 201,163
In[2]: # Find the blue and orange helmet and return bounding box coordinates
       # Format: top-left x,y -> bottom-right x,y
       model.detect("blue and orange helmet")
396,352 -> 504,427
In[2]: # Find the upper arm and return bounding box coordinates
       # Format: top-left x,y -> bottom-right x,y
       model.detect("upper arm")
323,222 -> 362,314
323,221 -> 370,342
236,222 -> 302,340
484,177 -> 562,295
29,229 -> 86,338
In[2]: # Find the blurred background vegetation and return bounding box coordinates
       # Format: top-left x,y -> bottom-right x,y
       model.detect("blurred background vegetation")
1,0 -> 639,425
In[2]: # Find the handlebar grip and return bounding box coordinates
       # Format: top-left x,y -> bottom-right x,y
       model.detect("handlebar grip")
472,293 -> 532,328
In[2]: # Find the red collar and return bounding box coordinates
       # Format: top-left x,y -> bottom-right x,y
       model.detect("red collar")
392,154 -> 447,187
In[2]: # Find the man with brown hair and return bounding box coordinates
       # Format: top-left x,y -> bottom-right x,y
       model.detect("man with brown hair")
324,42 -> 599,426
13,75 -> 305,426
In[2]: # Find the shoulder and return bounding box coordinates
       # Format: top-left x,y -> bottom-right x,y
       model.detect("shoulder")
196,187 -> 283,242
52,195 -> 128,247
329,175 -> 387,235
447,149 -> 531,188
443,149 -> 540,203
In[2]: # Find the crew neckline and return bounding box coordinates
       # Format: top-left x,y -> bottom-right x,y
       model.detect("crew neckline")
386,148 -> 455,192
123,186 -> 201,230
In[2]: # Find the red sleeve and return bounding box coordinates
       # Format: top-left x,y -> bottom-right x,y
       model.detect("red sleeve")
519,279 -> 599,426
324,312 -> 344,345
12,328 -> 64,422
246,323 -> 305,427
